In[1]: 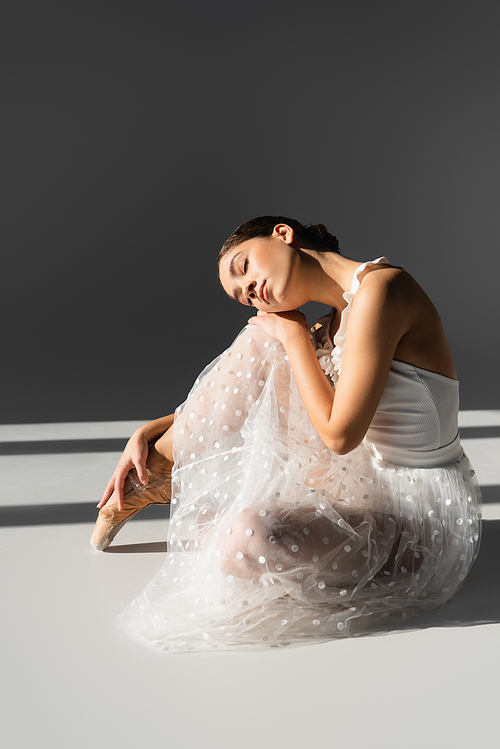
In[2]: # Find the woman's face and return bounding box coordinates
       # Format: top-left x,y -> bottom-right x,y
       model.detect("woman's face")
218,226 -> 307,312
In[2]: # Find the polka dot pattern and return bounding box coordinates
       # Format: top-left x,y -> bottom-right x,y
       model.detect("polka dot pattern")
118,321 -> 482,653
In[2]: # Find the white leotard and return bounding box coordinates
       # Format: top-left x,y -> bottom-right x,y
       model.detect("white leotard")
311,257 -> 462,467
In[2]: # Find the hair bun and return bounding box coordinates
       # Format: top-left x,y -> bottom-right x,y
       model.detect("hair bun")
304,224 -> 340,253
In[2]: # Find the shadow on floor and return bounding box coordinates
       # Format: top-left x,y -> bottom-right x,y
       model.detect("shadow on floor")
460,425 -> 500,439
0,502 -> 170,527
104,541 -> 168,554
0,438 -> 128,455
480,485 -> 499,503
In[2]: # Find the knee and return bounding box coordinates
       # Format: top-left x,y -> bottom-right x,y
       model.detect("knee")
216,508 -> 276,578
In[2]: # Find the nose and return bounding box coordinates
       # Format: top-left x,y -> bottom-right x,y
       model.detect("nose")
244,280 -> 257,301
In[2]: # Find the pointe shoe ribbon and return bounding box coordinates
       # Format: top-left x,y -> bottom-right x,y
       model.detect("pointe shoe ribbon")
90,467 -> 171,551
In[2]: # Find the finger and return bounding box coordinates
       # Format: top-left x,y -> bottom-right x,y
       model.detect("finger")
97,476 -> 116,508
115,477 -> 125,512
114,466 -> 130,511
135,456 -> 149,487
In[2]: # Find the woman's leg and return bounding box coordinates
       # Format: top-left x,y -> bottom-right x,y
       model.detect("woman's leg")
198,502 -> 422,591
151,427 -> 174,467
196,501 -> 367,584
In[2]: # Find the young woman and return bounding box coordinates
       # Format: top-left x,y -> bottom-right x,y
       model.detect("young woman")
91,216 -> 482,652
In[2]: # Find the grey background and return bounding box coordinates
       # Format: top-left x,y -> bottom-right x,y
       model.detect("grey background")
2,0 -> 499,424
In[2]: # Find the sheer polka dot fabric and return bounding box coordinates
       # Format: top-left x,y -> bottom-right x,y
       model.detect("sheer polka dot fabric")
119,324 -> 481,652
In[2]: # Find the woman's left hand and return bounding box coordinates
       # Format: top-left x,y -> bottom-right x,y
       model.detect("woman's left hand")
248,309 -> 308,345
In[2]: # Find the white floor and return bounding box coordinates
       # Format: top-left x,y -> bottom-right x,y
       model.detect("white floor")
1,413 -> 499,749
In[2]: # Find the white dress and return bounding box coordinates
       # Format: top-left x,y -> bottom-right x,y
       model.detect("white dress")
118,258 -> 482,652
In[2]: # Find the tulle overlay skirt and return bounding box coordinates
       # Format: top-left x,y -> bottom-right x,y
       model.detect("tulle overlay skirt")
118,326 -> 481,652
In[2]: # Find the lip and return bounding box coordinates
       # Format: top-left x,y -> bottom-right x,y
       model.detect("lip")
259,281 -> 268,303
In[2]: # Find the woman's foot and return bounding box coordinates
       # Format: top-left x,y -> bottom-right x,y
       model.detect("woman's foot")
90,445 -> 173,551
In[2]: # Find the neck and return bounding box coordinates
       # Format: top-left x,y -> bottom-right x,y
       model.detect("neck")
298,247 -> 362,310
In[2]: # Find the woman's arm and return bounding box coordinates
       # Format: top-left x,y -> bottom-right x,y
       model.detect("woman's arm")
323,273 -> 409,452
139,414 -> 175,442
250,272 -> 410,454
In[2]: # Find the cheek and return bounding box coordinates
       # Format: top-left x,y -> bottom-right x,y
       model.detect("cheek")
218,268 -> 232,296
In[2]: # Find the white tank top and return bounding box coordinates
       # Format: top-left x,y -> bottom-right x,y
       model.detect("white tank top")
311,257 -> 462,468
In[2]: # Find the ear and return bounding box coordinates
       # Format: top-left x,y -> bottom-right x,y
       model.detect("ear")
272,223 -> 294,244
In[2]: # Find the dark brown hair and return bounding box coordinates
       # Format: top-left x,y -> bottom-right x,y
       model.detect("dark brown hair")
218,215 -> 340,267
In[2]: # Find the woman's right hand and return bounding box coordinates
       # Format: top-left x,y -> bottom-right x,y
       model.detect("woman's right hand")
97,429 -> 150,512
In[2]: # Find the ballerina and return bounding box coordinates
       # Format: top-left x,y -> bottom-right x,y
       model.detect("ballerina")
91,216 -> 481,652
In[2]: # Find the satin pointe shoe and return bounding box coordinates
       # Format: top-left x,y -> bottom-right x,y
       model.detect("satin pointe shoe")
90,467 -> 171,551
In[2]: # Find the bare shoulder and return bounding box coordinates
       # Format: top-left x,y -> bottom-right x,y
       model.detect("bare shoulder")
360,264 -> 416,294
357,265 -> 434,314
354,265 -> 419,322
357,263 -> 456,378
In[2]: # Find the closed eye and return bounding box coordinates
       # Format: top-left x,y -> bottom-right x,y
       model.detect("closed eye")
243,258 -> 253,305
227,254 -> 253,306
